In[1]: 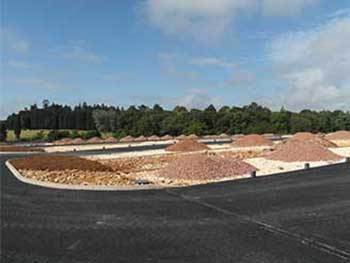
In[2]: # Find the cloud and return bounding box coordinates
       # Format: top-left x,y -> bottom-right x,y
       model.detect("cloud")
50,42 -> 103,64
11,77 -> 73,92
176,89 -> 223,109
7,60 -> 33,69
189,57 -> 237,68
227,70 -> 256,86
268,11 -> 350,110
262,0 -> 319,17
143,0 -> 319,43
0,28 -> 29,55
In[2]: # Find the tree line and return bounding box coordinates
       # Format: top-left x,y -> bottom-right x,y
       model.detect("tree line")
3,100 -> 350,140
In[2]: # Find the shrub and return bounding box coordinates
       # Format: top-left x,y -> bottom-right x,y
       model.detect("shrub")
32,130 -> 46,141
47,130 -> 70,142
0,121 -> 7,142
69,130 -> 80,139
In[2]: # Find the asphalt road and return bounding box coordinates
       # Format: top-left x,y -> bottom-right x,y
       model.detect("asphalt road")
1,153 -> 350,263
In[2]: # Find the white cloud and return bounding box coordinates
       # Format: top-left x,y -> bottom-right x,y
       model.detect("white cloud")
262,0 -> 319,17
50,42 -> 103,64
7,60 -> 33,69
268,12 -> 350,110
228,70 -> 256,86
143,0 -> 319,43
12,77 -> 72,92
0,28 -> 29,55
189,57 -> 237,68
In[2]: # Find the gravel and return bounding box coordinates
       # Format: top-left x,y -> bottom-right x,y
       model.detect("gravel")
231,134 -> 273,147
325,130 -> 350,140
166,139 -> 210,152
120,135 -> 135,142
289,132 -> 336,147
105,137 -> 118,143
87,137 -> 102,143
159,153 -> 256,181
265,140 -> 342,162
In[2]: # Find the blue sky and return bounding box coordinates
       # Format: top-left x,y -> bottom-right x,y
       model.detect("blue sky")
1,0 -> 349,118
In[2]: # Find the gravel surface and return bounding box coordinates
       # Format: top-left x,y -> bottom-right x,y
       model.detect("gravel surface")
265,141 -> 342,162
159,153 -> 256,182
330,147 -> 350,157
231,134 -> 273,147
166,139 -> 210,152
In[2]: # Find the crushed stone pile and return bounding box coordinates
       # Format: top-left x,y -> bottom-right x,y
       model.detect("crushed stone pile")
87,137 -> 102,143
166,138 -> 210,152
219,133 -> 230,138
265,140 -> 342,162
54,138 -> 72,145
289,132 -> 336,148
134,135 -> 147,142
187,134 -> 199,139
161,135 -> 173,140
148,135 -> 161,141
325,130 -> 350,140
159,153 -> 256,181
11,156 -> 113,172
231,134 -> 273,147
71,138 -> 86,144
176,134 -> 187,140
120,135 -> 134,142
104,137 -> 118,143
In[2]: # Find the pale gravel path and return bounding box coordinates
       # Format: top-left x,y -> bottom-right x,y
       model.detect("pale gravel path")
329,147 -> 350,157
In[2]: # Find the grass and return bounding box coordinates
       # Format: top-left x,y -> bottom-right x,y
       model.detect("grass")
6,129 -> 110,142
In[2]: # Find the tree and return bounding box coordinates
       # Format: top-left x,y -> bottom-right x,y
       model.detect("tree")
0,121 -> 7,142
14,115 -> 22,140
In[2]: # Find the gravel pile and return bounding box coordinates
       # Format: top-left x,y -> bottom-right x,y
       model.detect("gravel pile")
187,134 -> 199,139
176,134 -> 187,140
104,137 -> 118,143
159,153 -> 256,181
265,140 -> 342,162
134,135 -> 147,142
71,138 -> 86,144
11,156 -> 113,172
165,139 -> 210,152
161,135 -> 173,140
219,133 -> 230,138
54,138 -> 73,145
120,135 -> 134,142
292,132 -> 316,141
289,132 -> 336,148
87,137 -> 102,143
231,134 -> 273,147
148,135 -> 161,141
325,130 -> 350,140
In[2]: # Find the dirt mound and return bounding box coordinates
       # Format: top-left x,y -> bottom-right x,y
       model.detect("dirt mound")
265,140 -> 342,162
87,137 -> 102,143
325,130 -> 350,140
232,134 -> 273,147
71,138 -> 86,144
54,138 -> 73,145
187,134 -> 199,139
0,146 -> 44,152
176,134 -> 187,140
161,135 -> 173,140
134,135 -> 147,142
11,156 -> 112,172
104,137 -> 118,143
166,139 -> 210,152
219,133 -> 230,138
120,135 -> 134,142
148,135 -> 160,141
159,154 -> 256,181
292,132 -> 317,141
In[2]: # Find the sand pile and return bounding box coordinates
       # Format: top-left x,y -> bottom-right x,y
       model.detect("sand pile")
87,137 -> 102,143
219,133 -> 230,138
161,135 -> 173,140
325,131 -> 350,140
176,134 -> 187,140
54,138 -> 72,145
159,153 -> 256,181
290,132 -> 336,147
148,135 -> 161,141
231,134 -> 273,148
265,140 -> 342,162
134,135 -> 147,142
166,139 -> 210,152
104,137 -> 118,143
71,138 -> 86,144
187,134 -> 199,139
120,135 -> 134,142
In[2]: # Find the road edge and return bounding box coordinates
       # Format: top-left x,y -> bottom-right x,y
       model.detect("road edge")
5,160 -> 164,191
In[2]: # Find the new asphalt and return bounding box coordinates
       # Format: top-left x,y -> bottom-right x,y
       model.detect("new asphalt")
1,152 -> 350,263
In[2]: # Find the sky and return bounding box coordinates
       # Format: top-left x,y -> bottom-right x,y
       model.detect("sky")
1,0 -> 350,118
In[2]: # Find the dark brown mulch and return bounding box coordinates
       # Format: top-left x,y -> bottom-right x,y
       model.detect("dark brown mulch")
10,156 -> 113,172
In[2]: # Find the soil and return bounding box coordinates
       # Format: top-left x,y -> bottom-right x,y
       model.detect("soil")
175,134 -> 187,140
289,132 -> 337,147
161,135 -> 173,140
159,153 -> 256,181
87,137 -> 102,143
104,137 -> 118,143
325,130 -> 350,140
54,138 -> 73,145
148,135 -> 161,141
187,134 -> 199,139
0,146 -> 44,152
120,135 -> 134,142
11,156 -> 113,172
134,136 -> 147,142
231,134 -> 273,147
265,140 -> 342,162
292,132 -> 317,141
71,138 -> 86,144
166,139 -> 210,152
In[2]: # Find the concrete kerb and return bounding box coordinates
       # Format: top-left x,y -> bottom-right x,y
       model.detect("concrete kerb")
5,160 -> 164,191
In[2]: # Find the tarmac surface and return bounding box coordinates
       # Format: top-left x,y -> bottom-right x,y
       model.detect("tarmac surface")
1,151 -> 350,262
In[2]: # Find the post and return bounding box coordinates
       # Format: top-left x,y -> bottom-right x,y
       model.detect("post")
346,157 -> 350,163
304,163 -> 310,169
251,171 -> 256,178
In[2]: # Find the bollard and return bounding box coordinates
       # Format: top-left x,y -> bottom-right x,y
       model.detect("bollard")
304,163 -> 310,169
346,157 -> 350,163
251,171 -> 256,178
